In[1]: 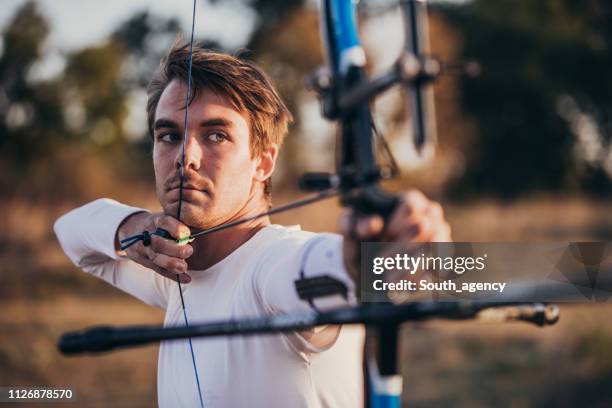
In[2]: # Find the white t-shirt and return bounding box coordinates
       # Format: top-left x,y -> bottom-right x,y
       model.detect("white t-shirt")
54,199 -> 364,407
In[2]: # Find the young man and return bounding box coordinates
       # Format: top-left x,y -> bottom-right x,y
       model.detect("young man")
54,44 -> 451,407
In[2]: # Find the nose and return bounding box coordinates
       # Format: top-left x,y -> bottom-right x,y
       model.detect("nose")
175,131 -> 202,172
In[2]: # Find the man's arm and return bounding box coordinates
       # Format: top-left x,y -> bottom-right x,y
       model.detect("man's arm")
257,190 -> 452,352
255,231 -> 356,352
54,198 -> 173,309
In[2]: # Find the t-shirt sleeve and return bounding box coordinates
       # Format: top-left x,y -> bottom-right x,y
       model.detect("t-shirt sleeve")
255,231 -> 358,352
54,198 -> 172,309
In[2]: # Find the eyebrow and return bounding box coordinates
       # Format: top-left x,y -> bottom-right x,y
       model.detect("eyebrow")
154,117 -> 233,130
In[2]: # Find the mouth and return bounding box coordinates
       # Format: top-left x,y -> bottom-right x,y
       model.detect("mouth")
169,186 -> 206,192
166,186 -> 210,203
167,180 -> 209,192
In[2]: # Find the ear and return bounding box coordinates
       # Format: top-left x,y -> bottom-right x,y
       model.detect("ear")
254,143 -> 279,183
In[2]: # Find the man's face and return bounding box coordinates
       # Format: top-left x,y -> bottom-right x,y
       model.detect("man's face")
152,79 -> 261,229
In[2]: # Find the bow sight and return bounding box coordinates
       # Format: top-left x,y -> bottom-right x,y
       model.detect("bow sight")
301,0 -> 440,220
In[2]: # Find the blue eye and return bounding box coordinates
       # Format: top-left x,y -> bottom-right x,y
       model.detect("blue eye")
208,132 -> 227,143
159,133 -> 180,143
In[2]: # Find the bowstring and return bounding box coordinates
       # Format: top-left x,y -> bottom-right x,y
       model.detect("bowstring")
176,0 -> 205,407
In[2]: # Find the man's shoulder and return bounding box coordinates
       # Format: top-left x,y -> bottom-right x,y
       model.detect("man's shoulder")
259,224 -> 340,247
253,224 -> 342,265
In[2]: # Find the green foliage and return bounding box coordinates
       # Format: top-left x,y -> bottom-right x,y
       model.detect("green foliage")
64,43 -> 128,141
0,1 -> 60,166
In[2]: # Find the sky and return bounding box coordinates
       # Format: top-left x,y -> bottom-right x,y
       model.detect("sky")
0,0 -> 465,52
0,0 -> 255,52
0,0 -> 257,85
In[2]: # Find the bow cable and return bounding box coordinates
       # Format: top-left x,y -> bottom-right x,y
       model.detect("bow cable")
176,0 -> 205,406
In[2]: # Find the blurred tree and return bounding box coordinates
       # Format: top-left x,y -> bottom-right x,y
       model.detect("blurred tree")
438,0 -> 612,199
63,43 -> 128,145
0,1 -> 62,172
61,11 -> 192,180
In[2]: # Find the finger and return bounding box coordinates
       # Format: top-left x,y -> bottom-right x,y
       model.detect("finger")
131,252 -> 192,283
417,203 -> 448,242
355,215 -> 384,239
428,202 -> 444,222
142,245 -> 188,275
387,196 -> 445,240
423,201 -> 451,242
151,252 -> 188,275
395,215 -> 435,243
385,191 -> 428,235
338,212 -> 384,239
150,235 -> 193,259
432,222 -> 452,242
397,190 -> 429,217
384,211 -> 422,240
154,215 -> 191,239
337,211 -> 353,237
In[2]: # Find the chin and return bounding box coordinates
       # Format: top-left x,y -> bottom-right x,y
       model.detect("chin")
164,202 -> 209,228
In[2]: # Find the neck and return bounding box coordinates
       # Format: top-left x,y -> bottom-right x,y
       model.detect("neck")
186,202 -> 271,271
